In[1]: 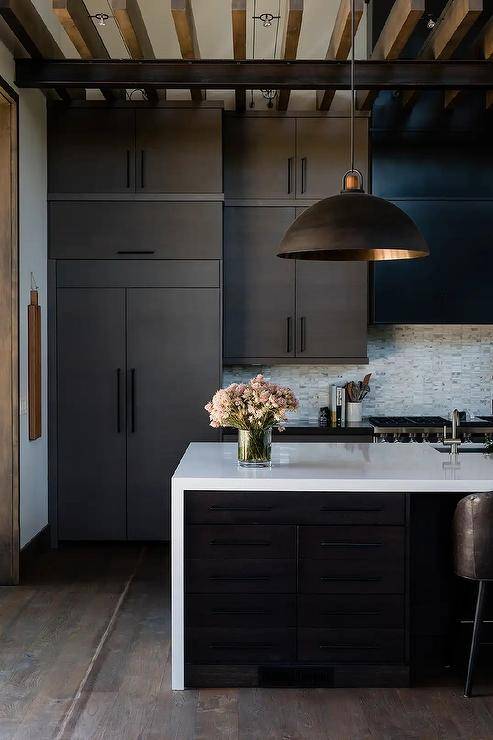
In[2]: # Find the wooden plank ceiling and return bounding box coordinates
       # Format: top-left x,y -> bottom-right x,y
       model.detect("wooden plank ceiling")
3,0 -> 493,111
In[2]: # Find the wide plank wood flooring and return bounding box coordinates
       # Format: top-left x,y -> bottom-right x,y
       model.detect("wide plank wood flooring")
0,543 -> 492,739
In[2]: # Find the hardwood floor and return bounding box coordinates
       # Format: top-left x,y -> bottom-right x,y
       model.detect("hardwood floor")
0,544 -> 492,740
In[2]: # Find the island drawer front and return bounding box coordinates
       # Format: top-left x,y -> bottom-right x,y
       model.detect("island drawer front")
186,558 -> 296,593
187,627 -> 296,664
187,594 -> 296,628
298,595 -> 404,628
186,492 -> 405,525
299,559 -> 404,594
186,525 -> 296,559
299,526 -> 405,561
298,628 -> 405,663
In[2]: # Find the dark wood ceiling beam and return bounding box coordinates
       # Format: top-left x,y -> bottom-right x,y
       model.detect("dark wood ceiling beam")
171,0 -> 204,102
15,58 -> 493,90
445,13 -> 493,109
402,0 -> 483,111
277,0 -> 304,111
317,0 -> 363,112
357,0 -> 425,111
53,0 -> 123,102
231,0 -> 246,111
0,0 -> 80,100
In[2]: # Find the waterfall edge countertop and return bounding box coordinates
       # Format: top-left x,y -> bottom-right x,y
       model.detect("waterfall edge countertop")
171,442 -> 493,690
172,441 -> 493,493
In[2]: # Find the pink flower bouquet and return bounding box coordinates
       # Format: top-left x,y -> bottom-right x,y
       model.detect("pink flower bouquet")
205,375 -> 298,466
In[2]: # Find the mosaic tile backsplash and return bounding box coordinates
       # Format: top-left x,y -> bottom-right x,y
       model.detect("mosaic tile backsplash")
224,326 -> 493,422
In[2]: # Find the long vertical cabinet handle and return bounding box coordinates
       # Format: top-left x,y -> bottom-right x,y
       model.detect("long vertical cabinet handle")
116,368 -> 122,433
287,157 -> 294,194
299,317 -> 306,353
126,150 -> 130,189
301,157 -> 307,194
140,150 -> 145,189
130,368 -> 136,433
286,317 -> 292,353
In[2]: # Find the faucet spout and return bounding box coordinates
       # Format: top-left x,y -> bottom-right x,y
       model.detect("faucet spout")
444,409 -> 461,455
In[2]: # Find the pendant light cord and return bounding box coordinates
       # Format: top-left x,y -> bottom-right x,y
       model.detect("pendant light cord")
350,0 -> 355,173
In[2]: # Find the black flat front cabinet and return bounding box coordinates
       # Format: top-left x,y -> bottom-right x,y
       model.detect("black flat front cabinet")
224,117 -> 297,199
56,281 -> 220,541
57,289 -> 127,539
135,109 -> 222,193
126,288 -> 220,539
224,207 -> 296,362
49,109 -> 135,194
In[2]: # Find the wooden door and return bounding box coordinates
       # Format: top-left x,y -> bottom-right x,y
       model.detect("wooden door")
57,289 -> 127,539
224,117 -> 296,198
126,288 -> 220,540
224,207 -> 296,362
135,109 -> 222,193
48,108 -> 135,194
296,117 -> 369,199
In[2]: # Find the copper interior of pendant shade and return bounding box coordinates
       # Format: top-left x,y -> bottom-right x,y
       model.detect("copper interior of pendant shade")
277,192 -> 430,261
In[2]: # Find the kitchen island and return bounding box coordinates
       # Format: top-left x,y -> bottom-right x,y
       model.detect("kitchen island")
172,442 -> 493,690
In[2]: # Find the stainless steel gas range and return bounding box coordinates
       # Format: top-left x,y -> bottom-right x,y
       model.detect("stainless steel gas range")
369,415 -> 493,443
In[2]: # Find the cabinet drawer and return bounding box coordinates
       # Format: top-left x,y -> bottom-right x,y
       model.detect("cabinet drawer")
187,627 -> 296,664
186,525 -> 296,559
299,558 -> 404,594
49,201 -> 222,259
298,628 -> 404,663
298,595 -> 404,628
187,594 -> 296,628
299,526 -> 404,561
186,491 -> 405,525
186,559 -> 296,593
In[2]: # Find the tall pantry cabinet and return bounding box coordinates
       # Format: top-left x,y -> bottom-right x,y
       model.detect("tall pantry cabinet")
49,103 -> 223,542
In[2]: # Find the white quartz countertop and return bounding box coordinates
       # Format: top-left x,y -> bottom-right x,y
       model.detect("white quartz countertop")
172,442 -> 493,493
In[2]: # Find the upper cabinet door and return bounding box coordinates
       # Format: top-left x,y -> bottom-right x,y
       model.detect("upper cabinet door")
296,118 -> 369,199
224,207 -> 296,362
48,109 -> 135,194
296,260 -> 368,361
224,117 -> 296,199
135,109 -> 222,193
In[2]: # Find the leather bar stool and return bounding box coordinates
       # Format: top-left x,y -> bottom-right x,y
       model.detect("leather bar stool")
453,492 -> 493,697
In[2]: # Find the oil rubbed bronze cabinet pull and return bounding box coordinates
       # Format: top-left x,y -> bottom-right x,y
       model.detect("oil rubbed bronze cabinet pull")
209,505 -> 273,512
126,149 -> 130,188
320,576 -> 382,583
319,644 -> 378,650
209,643 -> 274,650
301,157 -> 307,193
319,506 -> 383,513
130,368 -> 136,433
286,316 -> 292,353
116,368 -> 122,434
287,157 -> 294,194
140,150 -> 145,188
209,576 -> 270,582
319,541 -> 383,548
209,539 -> 271,547
116,250 -> 156,255
321,611 -> 380,617
299,316 -> 306,352
212,609 -> 271,615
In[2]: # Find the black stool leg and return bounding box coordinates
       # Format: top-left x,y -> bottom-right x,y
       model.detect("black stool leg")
464,580 -> 487,698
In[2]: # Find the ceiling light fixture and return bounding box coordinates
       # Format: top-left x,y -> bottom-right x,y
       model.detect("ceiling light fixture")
254,12 -> 280,28
427,14 -> 436,29
91,12 -> 110,27
277,0 -> 429,262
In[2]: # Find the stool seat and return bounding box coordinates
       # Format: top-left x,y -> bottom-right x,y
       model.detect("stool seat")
454,492 -> 493,581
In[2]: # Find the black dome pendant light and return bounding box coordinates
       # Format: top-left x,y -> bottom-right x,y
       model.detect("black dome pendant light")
278,0 -> 429,262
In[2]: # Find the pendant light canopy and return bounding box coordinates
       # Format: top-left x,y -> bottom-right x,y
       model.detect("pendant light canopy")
278,1 -> 429,262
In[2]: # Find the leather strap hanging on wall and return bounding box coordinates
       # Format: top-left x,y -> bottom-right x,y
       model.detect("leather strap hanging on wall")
28,274 -> 41,441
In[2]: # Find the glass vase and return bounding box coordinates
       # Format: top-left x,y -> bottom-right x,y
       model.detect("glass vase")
238,428 -> 272,468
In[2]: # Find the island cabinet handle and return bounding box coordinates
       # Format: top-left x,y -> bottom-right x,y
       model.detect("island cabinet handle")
286,316 -> 292,353
319,541 -> 383,548
209,505 -> 273,512
319,644 -> 378,650
116,250 -> 155,255
209,539 -> 271,547
319,506 -> 383,513
125,149 -> 130,188
209,575 -> 270,582
320,576 -> 381,583
209,643 -> 274,650
212,609 -> 271,615
116,368 -> 122,434
287,157 -> 294,194
321,610 -> 380,617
